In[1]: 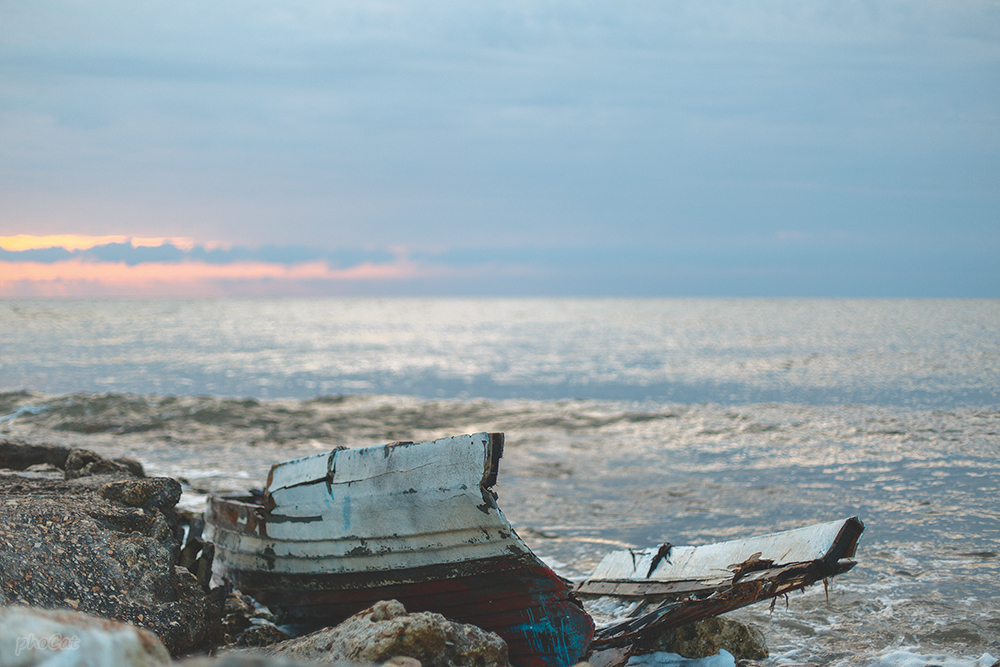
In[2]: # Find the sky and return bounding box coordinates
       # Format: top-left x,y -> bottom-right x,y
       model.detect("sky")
1,0 -> 998,297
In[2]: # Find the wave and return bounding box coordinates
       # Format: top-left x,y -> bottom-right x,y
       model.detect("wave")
0,391 -> 692,447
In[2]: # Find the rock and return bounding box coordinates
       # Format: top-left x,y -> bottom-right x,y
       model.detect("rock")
176,516 -> 217,594
630,617 -> 767,661
179,654 -> 360,667
0,444 -> 214,656
236,623 -> 292,648
98,477 -> 182,510
383,657 -> 422,667
265,600 -> 510,667
25,463 -> 63,474
217,591 -> 256,644
0,604 -> 171,666
114,456 -> 148,478
0,439 -> 145,481
205,589 -> 289,648
180,518 -> 207,571
64,448 -> 138,479
0,440 -> 72,471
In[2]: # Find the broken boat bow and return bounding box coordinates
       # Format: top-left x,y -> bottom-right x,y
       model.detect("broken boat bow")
205,433 -> 595,667
579,516 -> 865,649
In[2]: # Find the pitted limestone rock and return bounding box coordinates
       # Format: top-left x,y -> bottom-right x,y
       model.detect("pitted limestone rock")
265,600 -> 511,667
0,443 -> 212,655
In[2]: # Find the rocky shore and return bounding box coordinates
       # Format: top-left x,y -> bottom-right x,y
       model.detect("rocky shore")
0,440 -> 768,667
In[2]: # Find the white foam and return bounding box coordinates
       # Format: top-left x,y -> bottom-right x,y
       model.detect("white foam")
867,647 -> 997,667
626,650 -> 736,667
539,554 -> 568,572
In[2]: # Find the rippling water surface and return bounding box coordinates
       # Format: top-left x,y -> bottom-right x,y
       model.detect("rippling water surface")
1,298 -> 998,666
2,298 -> 997,406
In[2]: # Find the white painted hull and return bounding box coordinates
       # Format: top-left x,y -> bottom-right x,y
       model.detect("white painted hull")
206,433 -> 595,667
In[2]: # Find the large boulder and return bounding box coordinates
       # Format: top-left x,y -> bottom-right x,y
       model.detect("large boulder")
264,600 -> 511,667
0,442 -> 214,655
0,604 -> 171,667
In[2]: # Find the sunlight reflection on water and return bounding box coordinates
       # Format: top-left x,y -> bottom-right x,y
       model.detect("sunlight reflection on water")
2,298 -> 998,406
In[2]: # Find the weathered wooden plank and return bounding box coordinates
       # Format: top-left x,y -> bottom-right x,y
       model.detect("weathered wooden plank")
267,451 -> 334,492
581,517 -> 864,651
587,518 -> 862,584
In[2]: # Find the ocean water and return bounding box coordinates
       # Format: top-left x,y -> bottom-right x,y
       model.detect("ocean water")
1,298 -> 998,666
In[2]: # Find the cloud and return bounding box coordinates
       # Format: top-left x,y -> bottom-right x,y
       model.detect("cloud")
0,235 -> 431,296
0,235 -> 134,252
0,235 -> 394,269
0,258 -> 424,297
0,256 -> 438,298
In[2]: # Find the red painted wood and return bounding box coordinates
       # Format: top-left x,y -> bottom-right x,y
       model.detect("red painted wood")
215,544 -> 593,667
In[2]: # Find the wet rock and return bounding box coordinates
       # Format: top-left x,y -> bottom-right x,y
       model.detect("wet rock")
218,591 -> 256,644
196,542 -> 216,591
0,439 -> 145,480
114,456 -> 148,478
98,477 -> 182,510
630,617 -> 767,661
25,462 -> 63,474
0,446 -> 213,656
236,623 -> 292,648
265,599 -> 511,667
180,517 -> 207,570
205,589 -> 288,649
0,440 -> 72,471
180,654 -> 360,667
64,447 -> 140,479
178,516 -> 217,593
0,604 -> 171,666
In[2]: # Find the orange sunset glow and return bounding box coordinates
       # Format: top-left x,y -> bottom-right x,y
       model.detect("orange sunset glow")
0,235 -> 432,297
0,235 -> 198,252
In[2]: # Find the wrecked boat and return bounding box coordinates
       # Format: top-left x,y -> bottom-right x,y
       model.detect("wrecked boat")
581,516 -> 864,664
205,432 -> 863,667
206,433 -> 595,667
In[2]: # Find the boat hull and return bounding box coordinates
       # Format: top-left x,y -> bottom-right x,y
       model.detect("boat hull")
213,547 -> 593,667
205,433 -> 594,667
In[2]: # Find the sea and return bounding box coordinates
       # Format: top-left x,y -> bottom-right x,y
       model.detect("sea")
0,298 -> 997,667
